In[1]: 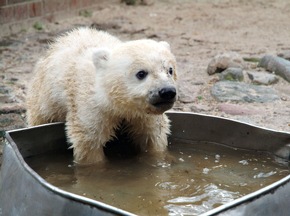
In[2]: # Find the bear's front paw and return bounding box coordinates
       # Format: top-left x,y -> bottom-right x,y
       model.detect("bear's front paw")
74,147 -> 107,165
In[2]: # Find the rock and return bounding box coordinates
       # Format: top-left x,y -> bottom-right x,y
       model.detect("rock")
217,103 -> 260,115
258,55 -> 290,82
247,71 -> 279,85
211,81 -> 280,103
278,50 -> 290,61
219,67 -> 244,81
207,52 -> 246,75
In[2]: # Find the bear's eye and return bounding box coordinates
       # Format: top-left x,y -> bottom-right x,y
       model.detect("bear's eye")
168,67 -> 173,76
136,70 -> 148,80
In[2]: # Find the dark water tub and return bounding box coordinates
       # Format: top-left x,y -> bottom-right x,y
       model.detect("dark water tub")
1,111 -> 290,216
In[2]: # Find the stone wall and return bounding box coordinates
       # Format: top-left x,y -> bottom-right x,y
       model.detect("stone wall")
0,0 -> 99,37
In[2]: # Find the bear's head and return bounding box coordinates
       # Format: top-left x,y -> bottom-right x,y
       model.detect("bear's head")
92,39 -> 177,116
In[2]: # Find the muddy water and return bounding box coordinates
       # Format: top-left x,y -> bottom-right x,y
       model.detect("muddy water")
26,140 -> 289,216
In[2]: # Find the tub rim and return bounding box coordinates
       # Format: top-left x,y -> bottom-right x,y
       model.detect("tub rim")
4,122 -> 136,216
4,111 -> 290,216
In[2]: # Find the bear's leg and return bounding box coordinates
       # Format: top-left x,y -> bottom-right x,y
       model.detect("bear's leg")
26,108 -> 47,126
128,114 -> 176,166
26,84 -> 66,126
26,103 -> 66,126
129,114 -> 171,154
66,114 -> 119,165
26,90 -> 50,126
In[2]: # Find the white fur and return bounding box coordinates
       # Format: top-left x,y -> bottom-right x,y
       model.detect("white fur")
26,28 -> 178,165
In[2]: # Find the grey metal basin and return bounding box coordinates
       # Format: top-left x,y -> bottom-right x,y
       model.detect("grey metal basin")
1,111 -> 290,216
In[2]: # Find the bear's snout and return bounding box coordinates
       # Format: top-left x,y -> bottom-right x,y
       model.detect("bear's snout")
159,87 -> 176,100
148,86 -> 177,113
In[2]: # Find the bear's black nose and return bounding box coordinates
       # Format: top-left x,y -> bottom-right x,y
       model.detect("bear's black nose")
159,87 -> 176,100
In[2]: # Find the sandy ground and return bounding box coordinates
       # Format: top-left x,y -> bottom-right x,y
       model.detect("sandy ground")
1,0 -> 290,153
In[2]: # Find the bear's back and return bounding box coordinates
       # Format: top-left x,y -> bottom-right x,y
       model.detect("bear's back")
27,28 -> 122,125
50,28 -> 122,53
39,28 -> 122,100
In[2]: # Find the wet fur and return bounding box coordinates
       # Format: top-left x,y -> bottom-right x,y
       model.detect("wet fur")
26,28 -> 177,165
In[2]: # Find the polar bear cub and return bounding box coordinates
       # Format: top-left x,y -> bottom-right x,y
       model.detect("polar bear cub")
26,28 -> 178,165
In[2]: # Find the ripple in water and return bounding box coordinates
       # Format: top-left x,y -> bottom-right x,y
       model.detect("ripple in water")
26,140 -> 289,216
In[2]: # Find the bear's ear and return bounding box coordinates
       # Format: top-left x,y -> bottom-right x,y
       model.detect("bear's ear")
159,41 -> 171,50
92,48 -> 111,68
